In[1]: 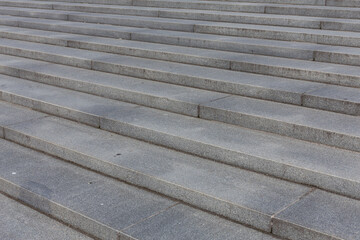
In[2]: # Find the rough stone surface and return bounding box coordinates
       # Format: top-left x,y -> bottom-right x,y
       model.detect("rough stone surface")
0,193 -> 94,240
273,190 -> 360,240
124,204 -> 279,240
0,138 -> 176,239
3,114 -> 311,232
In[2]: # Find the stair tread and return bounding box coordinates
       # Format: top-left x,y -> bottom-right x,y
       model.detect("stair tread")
0,4 -> 355,31
122,204 -> 278,240
2,16 -> 360,79
3,4 -> 360,37
0,60 -> 228,117
0,193 -> 94,240
0,48 -> 324,106
0,75 -> 360,200
0,39 -> 356,116
2,100 -> 360,239
0,0 -> 358,239
0,139 -> 281,240
0,49 -> 359,138
2,13 -> 360,57
3,24 -> 360,69
0,137 -> 178,239
273,190 -> 360,240
0,101 -> 311,232
201,95 -> 360,136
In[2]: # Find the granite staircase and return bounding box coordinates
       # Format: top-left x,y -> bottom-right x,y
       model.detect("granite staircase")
0,0 -> 360,239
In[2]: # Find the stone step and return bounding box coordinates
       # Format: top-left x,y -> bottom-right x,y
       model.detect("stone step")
2,101 -> 360,240
2,5 -> 359,31
4,0 -> 360,19
264,3 -> 360,18
0,2 -> 344,31
0,137 -> 283,240
2,12 -> 360,52
1,43 -> 360,116
3,24 -> 360,69
132,0 -> 360,19
326,0 -> 360,7
0,111 -> 308,233
33,0 -> 325,6
0,38 -> 359,107
0,193 -> 94,240
0,59 -> 229,117
1,75 -> 360,201
208,0 -> 360,7
0,40 -> 359,116
34,0 -> 132,4
3,3 -> 360,34
31,0 -> 360,8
